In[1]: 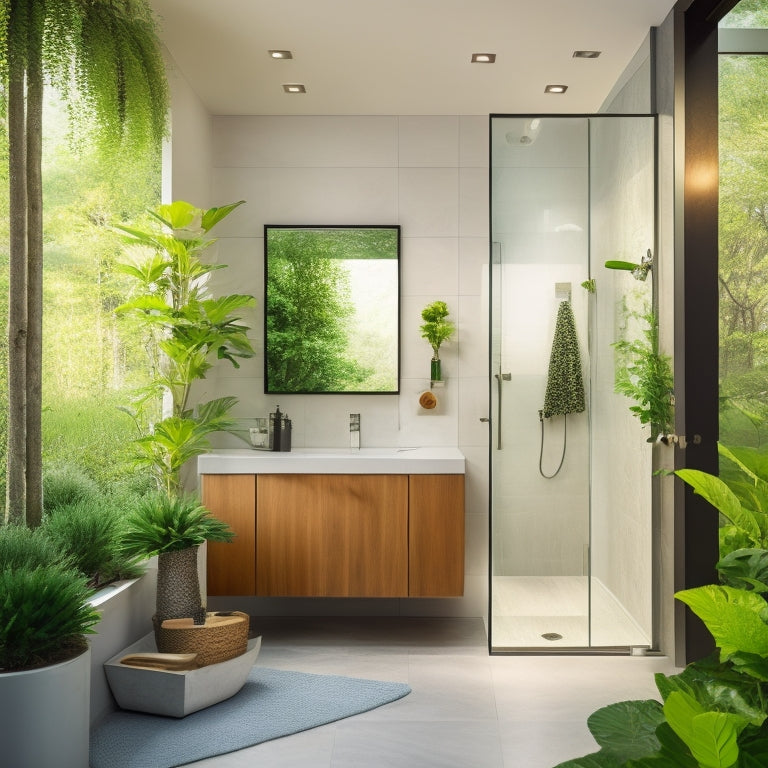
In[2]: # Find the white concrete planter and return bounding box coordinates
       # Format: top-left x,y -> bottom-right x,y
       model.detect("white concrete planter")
0,647 -> 90,768
89,559 -> 158,725
105,633 -> 261,717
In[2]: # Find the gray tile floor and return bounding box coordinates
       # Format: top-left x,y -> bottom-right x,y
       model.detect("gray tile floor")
187,617 -> 677,768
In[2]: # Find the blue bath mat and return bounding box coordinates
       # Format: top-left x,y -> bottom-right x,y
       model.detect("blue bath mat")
90,666 -> 410,768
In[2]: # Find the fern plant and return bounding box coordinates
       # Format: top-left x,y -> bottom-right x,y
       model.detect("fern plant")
613,307 -> 674,442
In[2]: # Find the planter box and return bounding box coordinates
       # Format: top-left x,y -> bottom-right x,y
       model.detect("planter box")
104,634 -> 261,717
89,560 -> 158,725
0,647 -> 90,768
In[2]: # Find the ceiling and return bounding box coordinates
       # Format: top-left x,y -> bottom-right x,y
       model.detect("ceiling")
149,0 -> 677,116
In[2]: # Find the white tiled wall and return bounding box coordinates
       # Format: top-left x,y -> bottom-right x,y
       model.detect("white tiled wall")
173,110 -> 490,619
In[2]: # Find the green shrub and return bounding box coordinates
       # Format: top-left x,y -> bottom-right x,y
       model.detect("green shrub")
42,396 -> 142,489
42,463 -> 100,513
0,524 -> 100,671
0,564 -> 100,671
0,524 -> 67,570
41,499 -> 144,588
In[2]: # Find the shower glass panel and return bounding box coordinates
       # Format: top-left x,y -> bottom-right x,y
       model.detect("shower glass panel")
489,115 -> 657,652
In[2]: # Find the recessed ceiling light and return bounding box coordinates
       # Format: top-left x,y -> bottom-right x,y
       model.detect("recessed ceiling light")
269,50 -> 293,59
282,83 -> 306,93
471,53 -> 496,63
573,50 -> 601,59
544,84 -> 568,94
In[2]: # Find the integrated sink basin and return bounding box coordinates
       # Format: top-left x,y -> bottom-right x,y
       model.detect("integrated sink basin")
197,447 -> 465,474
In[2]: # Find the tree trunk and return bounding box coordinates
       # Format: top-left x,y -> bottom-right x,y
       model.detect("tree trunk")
5,45 -> 27,525
25,40 -> 44,528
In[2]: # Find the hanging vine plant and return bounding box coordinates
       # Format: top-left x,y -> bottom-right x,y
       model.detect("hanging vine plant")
612,306 -> 674,443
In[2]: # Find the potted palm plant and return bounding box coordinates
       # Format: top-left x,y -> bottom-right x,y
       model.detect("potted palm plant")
121,493 -> 235,627
0,525 -> 100,768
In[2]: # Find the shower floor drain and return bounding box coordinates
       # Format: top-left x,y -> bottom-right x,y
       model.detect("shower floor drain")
541,632 -> 563,641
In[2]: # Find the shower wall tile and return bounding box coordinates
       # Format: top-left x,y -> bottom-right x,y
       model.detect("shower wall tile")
491,117 -> 587,169
457,295 -> 487,378
459,237 -> 488,296
264,167 -> 399,225
400,237 -> 459,296
460,116 -> 489,168
398,168 -> 459,237
466,511 -> 490,576
210,167 -> 400,237
462,445 -> 490,516
212,115 -> 398,168
459,167 -> 489,238
397,116 -> 459,167
458,376 -> 489,447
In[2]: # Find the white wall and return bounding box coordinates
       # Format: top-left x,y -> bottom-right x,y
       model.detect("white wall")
164,51 -> 213,206
184,115 -> 489,618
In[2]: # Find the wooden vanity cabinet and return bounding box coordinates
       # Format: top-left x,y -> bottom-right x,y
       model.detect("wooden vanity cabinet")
202,473 -> 256,596
202,472 -> 464,598
409,474 -> 465,597
256,474 -> 408,597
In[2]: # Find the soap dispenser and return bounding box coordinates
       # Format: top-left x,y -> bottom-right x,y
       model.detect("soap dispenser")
269,405 -> 282,451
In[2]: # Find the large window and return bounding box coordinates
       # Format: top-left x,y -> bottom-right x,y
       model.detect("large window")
719,5 -> 768,453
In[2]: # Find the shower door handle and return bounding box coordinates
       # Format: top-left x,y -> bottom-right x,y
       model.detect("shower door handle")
493,371 -> 511,450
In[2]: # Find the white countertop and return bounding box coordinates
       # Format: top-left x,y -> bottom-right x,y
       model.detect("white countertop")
198,447 -> 465,475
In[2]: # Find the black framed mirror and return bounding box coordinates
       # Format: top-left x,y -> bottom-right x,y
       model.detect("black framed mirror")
264,225 -> 400,394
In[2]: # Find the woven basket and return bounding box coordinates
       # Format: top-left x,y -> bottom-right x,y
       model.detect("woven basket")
153,611 -> 249,667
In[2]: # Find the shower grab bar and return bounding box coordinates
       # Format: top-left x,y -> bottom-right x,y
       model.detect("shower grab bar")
493,369 -> 511,450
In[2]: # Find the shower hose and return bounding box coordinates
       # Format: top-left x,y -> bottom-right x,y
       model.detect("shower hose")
538,412 -> 567,479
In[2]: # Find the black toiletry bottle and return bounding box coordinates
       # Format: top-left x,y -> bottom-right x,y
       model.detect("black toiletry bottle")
269,405 -> 282,451
280,414 -> 292,452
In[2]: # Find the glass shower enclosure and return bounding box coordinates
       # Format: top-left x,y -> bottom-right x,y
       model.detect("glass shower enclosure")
489,115 -> 658,652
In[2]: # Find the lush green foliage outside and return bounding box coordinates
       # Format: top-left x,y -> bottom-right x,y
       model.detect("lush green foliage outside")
719,11 -> 768,451
0,92 -> 160,504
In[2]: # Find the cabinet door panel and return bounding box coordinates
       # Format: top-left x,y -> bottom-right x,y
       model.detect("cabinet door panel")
257,474 -> 408,597
409,474 -> 465,596
202,474 -> 256,596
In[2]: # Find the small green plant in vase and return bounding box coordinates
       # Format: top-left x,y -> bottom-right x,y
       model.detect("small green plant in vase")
420,300 -> 455,382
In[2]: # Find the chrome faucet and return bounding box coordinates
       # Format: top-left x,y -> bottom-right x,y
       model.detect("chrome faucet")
350,413 -> 360,449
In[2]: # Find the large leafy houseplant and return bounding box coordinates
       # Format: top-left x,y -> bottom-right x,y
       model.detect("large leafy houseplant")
116,199 -> 255,497
554,579 -> 768,768
676,443 -> 768,556
554,454 -> 768,768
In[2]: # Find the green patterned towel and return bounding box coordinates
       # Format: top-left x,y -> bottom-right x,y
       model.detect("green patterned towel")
542,300 -> 585,418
